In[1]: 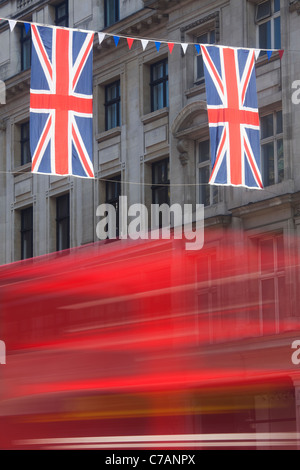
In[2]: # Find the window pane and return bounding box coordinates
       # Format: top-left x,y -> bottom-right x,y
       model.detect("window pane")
259,21 -> 271,51
276,110 -> 283,134
262,142 -> 275,186
21,122 -> 31,165
274,16 -> 281,50
261,114 -> 274,139
197,56 -> 205,81
199,140 -> 210,163
21,207 -> 33,260
152,83 -> 164,111
105,0 -> 119,27
277,138 -> 284,182
151,60 -> 168,112
257,1 -> 271,21
56,194 -> 70,251
209,30 -> 215,45
105,81 -> 120,130
152,62 -> 164,81
274,0 -> 280,13
199,167 -> 210,207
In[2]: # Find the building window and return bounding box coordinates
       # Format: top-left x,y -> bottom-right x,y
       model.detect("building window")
150,59 -> 169,112
256,0 -> 281,54
20,24 -> 31,71
106,175 -> 121,237
259,233 -> 285,335
21,122 -> 31,166
196,30 -> 215,84
152,158 -> 170,206
260,110 -> 283,187
105,80 -> 121,131
197,140 -> 219,207
56,194 -> 70,251
21,207 -> 33,260
55,0 -> 69,27
104,0 -> 119,27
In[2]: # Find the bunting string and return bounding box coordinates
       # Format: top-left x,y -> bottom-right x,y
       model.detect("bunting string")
0,16 -> 285,59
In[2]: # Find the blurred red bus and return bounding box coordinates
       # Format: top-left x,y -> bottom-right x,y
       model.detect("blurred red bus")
0,232 -> 300,449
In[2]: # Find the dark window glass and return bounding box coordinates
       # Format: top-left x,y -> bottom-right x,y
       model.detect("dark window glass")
56,194 -> 70,251
150,59 -> 169,112
55,1 -> 69,27
104,0 -> 119,27
20,25 -> 31,71
106,175 -> 121,237
21,207 -> 33,260
105,81 -> 121,130
21,122 -> 31,165
152,158 -> 170,206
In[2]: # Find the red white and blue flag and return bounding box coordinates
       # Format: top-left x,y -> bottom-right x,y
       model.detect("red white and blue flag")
30,25 -> 95,178
200,45 -> 263,189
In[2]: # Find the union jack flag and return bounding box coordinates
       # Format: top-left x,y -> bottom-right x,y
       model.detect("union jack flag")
30,25 -> 95,178
200,45 -> 263,189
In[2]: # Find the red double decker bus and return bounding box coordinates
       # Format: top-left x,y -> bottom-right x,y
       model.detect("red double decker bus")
0,232 -> 300,449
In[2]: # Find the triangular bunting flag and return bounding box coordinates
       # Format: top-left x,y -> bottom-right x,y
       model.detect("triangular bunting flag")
141,39 -> 149,51
168,43 -> 174,54
181,43 -> 188,54
195,44 -> 201,54
114,36 -> 120,46
254,49 -> 260,61
24,22 -> 31,34
267,50 -> 273,60
155,41 -> 161,52
9,20 -> 17,32
98,32 -> 105,44
127,38 -> 134,49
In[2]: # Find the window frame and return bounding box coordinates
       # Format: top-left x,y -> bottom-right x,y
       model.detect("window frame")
20,24 -> 31,72
104,0 -> 120,28
256,0 -> 281,53
197,139 -> 220,207
260,109 -> 284,187
21,206 -> 33,260
20,121 -> 31,166
195,29 -> 216,85
56,193 -> 70,252
105,80 -> 121,131
151,158 -> 170,206
55,0 -> 69,27
150,59 -> 169,113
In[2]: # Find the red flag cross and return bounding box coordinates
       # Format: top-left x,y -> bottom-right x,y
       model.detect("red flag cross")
201,47 -> 262,188
30,26 -> 94,177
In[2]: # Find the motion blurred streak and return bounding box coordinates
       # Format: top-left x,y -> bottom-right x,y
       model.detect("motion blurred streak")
1,232 -> 300,449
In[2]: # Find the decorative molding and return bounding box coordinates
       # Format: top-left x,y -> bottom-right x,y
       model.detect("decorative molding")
289,0 -> 300,14
177,139 -> 189,166
180,11 -> 220,42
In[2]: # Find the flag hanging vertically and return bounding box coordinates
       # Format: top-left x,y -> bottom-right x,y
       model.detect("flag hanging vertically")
200,45 -> 263,189
30,25 -> 95,178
